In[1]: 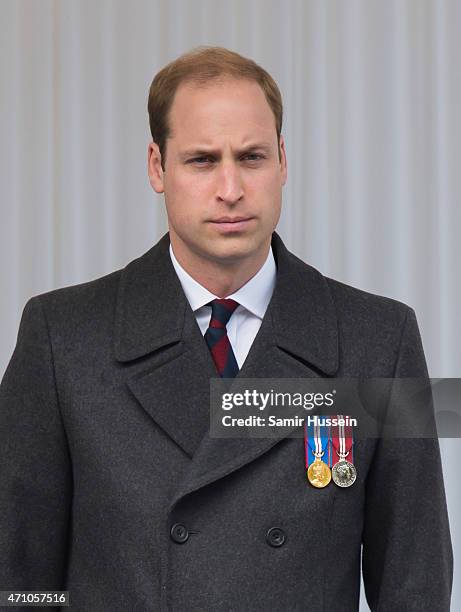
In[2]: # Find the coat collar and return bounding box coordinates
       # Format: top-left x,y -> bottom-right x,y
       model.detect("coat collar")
114,231 -> 339,376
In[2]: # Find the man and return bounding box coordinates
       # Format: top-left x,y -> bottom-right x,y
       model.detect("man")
0,46 -> 453,611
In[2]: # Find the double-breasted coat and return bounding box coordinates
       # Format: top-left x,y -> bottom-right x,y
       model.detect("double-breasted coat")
0,232 -> 453,611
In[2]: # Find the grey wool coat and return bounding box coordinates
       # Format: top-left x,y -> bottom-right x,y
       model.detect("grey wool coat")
0,231 -> 453,611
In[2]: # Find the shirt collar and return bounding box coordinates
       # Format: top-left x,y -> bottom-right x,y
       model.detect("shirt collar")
169,243 -> 276,320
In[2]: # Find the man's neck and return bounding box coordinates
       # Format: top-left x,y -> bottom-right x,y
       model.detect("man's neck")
170,239 -> 271,298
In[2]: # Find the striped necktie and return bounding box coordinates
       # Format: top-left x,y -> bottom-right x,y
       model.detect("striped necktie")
204,298 -> 239,377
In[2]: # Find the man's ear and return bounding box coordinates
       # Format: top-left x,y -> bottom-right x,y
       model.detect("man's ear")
147,142 -> 165,193
279,134 -> 288,186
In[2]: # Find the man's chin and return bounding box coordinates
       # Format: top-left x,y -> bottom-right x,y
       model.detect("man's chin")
201,236 -> 268,266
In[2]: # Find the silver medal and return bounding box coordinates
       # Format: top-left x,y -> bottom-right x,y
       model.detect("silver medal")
332,414 -> 357,487
332,458 -> 357,487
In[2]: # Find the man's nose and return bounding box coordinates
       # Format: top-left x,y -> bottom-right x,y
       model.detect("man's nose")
215,161 -> 244,204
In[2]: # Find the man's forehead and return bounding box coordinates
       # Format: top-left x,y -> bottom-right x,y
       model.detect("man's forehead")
171,132 -> 277,153
175,76 -> 261,97
169,78 -> 272,120
168,79 -> 276,144
175,140 -> 275,160
182,137 -> 273,147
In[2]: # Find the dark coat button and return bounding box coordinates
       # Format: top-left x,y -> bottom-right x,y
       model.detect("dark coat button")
266,527 -> 286,547
170,523 -> 189,544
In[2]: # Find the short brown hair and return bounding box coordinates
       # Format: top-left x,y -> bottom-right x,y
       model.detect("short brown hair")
147,46 -> 283,171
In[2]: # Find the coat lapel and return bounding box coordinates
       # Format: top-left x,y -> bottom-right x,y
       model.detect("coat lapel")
113,231 -> 340,505
114,232 -> 216,457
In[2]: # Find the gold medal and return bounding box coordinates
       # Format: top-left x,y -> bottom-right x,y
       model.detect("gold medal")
307,456 -> 332,488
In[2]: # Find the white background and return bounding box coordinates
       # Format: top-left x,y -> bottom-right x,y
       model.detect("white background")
0,1 -> 459,609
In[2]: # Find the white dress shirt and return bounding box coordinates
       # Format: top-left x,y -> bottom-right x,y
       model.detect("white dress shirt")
169,244 -> 276,368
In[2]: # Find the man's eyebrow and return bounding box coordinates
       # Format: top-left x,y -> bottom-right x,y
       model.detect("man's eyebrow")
178,143 -> 273,160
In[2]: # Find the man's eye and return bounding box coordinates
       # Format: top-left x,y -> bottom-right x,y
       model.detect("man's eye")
191,157 -> 213,164
243,154 -> 264,161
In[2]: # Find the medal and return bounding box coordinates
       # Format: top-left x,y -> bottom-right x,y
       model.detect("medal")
331,414 -> 357,488
307,456 -> 332,488
332,459 -> 356,487
305,419 -> 331,488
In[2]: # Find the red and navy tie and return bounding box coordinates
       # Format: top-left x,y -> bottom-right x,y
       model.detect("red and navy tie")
204,298 -> 239,377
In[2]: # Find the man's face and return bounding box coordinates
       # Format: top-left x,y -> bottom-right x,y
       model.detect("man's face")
148,78 -> 287,269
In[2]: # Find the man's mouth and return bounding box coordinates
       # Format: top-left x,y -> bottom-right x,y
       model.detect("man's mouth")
208,216 -> 255,232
